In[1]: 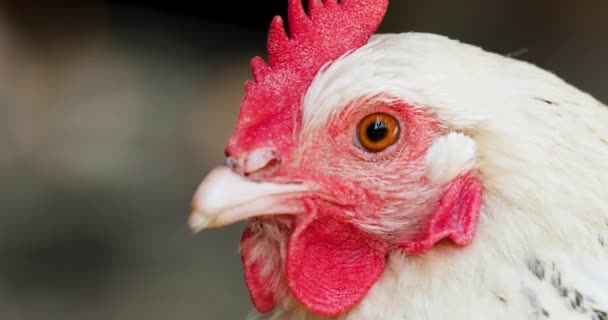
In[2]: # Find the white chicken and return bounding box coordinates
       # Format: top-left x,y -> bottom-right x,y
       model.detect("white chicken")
188,0 -> 608,319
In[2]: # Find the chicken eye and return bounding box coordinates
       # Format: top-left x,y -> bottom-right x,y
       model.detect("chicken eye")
356,113 -> 400,153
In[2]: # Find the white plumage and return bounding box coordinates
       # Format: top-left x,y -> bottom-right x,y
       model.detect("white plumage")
258,32 -> 608,320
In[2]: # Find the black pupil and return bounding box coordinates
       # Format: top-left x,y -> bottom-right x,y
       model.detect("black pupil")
366,119 -> 389,142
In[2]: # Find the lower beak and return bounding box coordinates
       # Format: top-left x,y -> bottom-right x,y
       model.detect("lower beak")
188,166 -> 311,233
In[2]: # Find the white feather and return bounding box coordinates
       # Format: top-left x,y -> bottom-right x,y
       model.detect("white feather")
253,32 -> 608,319
424,132 -> 478,185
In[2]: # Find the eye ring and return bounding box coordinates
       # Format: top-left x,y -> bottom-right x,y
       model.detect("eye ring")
356,112 -> 400,153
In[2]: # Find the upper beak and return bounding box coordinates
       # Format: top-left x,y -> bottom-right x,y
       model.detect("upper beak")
188,166 -> 311,233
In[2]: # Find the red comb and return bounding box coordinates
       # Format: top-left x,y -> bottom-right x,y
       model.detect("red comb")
257,0 -> 389,81
226,0 -> 389,162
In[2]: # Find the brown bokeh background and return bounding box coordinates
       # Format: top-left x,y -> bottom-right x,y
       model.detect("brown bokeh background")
0,1 -> 606,319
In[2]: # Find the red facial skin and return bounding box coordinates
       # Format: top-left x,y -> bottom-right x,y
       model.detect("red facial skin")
238,99 -> 482,316
223,0 -> 481,317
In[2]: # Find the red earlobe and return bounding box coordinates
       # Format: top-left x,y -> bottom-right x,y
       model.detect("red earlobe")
401,173 -> 483,254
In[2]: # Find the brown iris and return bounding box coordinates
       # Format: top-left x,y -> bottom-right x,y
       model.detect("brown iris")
356,113 -> 400,153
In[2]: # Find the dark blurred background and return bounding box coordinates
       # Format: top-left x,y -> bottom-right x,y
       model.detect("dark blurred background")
0,1 -> 606,319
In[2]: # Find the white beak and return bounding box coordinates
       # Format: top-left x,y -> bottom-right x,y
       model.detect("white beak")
188,166 -> 311,233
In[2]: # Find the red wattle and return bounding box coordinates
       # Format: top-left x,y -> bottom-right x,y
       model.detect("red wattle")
239,173 -> 482,316
240,224 -> 282,313
285,215 -> 388,317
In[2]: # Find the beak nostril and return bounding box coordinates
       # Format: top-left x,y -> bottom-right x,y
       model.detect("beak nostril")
224,156 -> 237,170
226,147 -> 281,178
242,147 -> 281,179
249,157 -> 281,179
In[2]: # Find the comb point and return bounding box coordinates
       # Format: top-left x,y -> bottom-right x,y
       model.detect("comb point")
268,15 -> 288,39
267,15 -> 289,64
324,0 -> 339,8
288,0 -> 311,39
308,0 -> 324,17
250,57 -> 270,82
243,80 -> 256,93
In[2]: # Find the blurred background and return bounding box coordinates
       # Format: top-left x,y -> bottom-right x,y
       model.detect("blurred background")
0,1 -> 606,319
